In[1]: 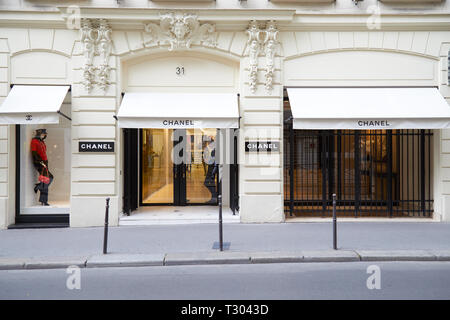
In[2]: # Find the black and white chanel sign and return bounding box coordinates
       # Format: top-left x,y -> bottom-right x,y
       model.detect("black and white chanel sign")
245,141 -> 280,152
357,120 -> 391,127
162,119 -> 195,126
79,142 -> 115,152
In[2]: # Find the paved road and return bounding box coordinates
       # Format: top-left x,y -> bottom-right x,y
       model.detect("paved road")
1,262 -> 449,300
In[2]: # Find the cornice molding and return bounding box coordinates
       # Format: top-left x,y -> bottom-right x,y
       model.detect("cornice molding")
281,13 -> 450,31
58,7 -> 296,23
0,8 -> 450,31
0,10 -> 66,28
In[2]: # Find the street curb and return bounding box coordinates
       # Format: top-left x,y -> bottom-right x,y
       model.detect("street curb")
0,258 -> 26,270
357,250 -> 437,262
164,252 -> 251,266
24,257 -> 88,270
302,250 -> 360,262
250,251 -> 304,264
429,250 -> 450,261
1,250 -> 449,271
249,250 -> 360,263
86,254 -> 164,268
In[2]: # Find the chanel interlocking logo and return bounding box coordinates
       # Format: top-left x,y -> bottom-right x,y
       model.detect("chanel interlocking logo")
25,115 -> 32,121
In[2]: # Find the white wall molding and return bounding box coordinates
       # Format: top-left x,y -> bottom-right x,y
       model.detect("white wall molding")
284,48 -> 440,61
121,50 -> 239,92
280,31 -> 448,60
112,30 -> 246,61
11,48 -> 72,59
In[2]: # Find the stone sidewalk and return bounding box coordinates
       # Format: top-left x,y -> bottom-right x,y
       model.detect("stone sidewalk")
1,249 -> 450,270
1,222 -> 450,270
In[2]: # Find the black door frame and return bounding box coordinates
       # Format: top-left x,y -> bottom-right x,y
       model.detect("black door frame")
14,124 -> 69,225
123,128 -> 139,215
230,128 -> 239,214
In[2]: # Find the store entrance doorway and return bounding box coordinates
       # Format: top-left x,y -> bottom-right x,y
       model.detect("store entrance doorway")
141,129 -> 218,206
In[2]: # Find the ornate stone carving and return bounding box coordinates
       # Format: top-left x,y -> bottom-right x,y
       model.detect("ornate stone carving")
246,20 -> 279,94
80,19 -> 97,92
246,20 -> 262,94
97,19 -> 112,92
144,13 -> 217,51
80,19 -> 112,93
262,21 -> 279,93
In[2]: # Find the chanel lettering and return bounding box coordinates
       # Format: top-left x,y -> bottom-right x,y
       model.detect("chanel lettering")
245,141 -> 280,152
357,120 -> 391,127
79,141 -> 115,153
163,119 -> 194,126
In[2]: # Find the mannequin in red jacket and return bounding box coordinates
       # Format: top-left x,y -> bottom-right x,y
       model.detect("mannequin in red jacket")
31,129 -> 53,206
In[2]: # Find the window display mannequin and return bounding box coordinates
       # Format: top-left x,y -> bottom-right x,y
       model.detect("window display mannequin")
31,128 -> 53,206
203,138 -> 218,204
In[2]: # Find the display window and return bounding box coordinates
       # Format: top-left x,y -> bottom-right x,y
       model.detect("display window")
18,101 -> 71,214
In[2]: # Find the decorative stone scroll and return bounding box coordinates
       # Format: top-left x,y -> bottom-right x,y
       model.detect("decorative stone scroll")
246,20 -> 262,94
246,20 -> 279,94
80,19 -> 96,93
263,21 -> 279,93
97,19 -> 112,92
144,13 -> 217,51
80,19 -> 112,93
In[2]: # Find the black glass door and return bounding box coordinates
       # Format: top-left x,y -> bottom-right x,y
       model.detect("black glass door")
141,129 -> 218,206
173,130 -> 187,206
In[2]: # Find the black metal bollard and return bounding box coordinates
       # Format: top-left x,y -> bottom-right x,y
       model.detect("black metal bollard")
218,194 -> 223,252
103,197 -> 110,254
332,194 -> 337,250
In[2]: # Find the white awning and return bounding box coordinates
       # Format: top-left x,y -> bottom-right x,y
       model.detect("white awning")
117,92 -> 239,129
287,87 -> 450,130
0,85 -> 70,124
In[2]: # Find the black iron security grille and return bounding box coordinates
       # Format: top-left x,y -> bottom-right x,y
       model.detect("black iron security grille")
283,125 -> 434,218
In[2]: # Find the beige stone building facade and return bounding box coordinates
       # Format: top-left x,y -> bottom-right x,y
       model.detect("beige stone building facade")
0,0 -> 450,228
